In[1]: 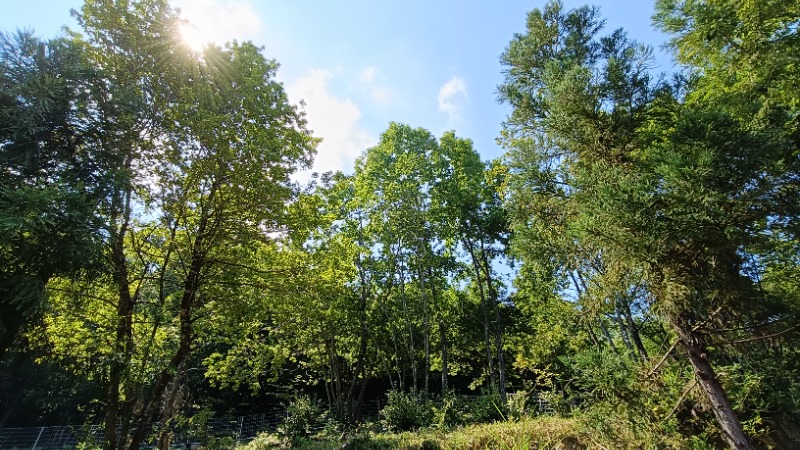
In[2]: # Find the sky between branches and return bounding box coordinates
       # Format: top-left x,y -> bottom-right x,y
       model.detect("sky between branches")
2,0 -> 673,179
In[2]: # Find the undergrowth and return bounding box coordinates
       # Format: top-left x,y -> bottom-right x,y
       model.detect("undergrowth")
234,415 -> 694,450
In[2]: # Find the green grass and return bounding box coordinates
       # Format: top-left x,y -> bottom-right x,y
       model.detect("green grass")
236,417 -> 613,450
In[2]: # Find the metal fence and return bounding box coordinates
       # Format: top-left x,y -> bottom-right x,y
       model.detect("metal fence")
0,413 -> 282,450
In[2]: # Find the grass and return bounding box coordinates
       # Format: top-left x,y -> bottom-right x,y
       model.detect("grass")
235,416 -> 609,450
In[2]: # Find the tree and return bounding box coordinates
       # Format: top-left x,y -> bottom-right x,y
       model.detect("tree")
67,2 -> 190,447
499,1 -> 799,448
18,1 -> 317,448
431,133 -> 510,398
355,123 -> 442,398
0,31 -> 104,360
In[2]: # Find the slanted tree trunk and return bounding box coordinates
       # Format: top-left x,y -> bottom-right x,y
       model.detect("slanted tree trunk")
127,281 -> 195,450
671,316 -> 753,450
127,199 -> 212,450
622,300 -> 648,360
156,360 -> 187,450
572,271 -> 620,355
598,321 -> 620,354
611,309 -> 635,356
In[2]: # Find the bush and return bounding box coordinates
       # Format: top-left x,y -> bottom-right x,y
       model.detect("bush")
380,391 -> 433,431
469,390 -> 506,424
506,391 -> 529,421
432,393 -> 470,429
234,432 -> 282,450
278,394 -> 329,446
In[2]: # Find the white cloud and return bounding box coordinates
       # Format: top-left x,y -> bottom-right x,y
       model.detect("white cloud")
370,87 -> 390,103
437,76 -> 468,122
357,66 -> 392,103
172,0 -> 262,50
285,70 -> 376,178
359,66 -> 376,84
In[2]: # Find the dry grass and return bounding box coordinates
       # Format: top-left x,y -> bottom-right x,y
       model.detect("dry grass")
236,416 -> 639,450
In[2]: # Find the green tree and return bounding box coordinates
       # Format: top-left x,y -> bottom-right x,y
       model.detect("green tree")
499,1 -> 799,448
0,30 -> 104,360
355,123 -> 443,398
22,1 -> 316,448
431,133 -> 510,398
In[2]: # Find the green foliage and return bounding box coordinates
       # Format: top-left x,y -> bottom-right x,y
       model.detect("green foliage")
277,417 -> 599,450
381,391 -> 434,432
505,391 -> 528,421
0,30 -> 104,357
468,391 -> 507,424
279,395 -> 330,446
2,1 -> 800,448
432,393 -> 470,429
499,0 -> 800,447
564,350 -> 635,402
234,432 -> 282,450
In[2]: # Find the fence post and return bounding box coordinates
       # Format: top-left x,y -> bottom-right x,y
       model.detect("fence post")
237,416 -> 244,443
32,426 -> 45,450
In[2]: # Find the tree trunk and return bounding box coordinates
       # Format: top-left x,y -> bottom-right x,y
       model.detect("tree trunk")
494,307 -> 507,401
671,317 -> 753,450
398,256 -> 417,394
0,310 -> 24,363
440,320 -> 448,395
622,300 -> 648,360
105,186 -> 134,450
106,293 -> 135,450
126,205 -> 210,450
127,289 -> 194,450
346,254 -> 370,423
480,245 -> 506,401
156,362 -> 186,450
598,321 -> 620,355
586,322 -> 602,350
611,310 -> 635,356
417,264 -> 431,400
465,240 -> 495,389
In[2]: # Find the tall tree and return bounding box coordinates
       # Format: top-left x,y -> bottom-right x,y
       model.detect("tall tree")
499,1 -> 799,447
19,1 -> 317,448
432,134 -> 509,398
69,2 -> 189,447
124,37 -> 315,449
355,123 -> 442,398
0,31 -> 104,360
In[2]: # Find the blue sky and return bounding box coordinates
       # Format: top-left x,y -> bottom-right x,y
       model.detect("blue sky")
2,0 -> 674,177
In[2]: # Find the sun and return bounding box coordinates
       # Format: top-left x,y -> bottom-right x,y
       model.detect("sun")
173,0 -> 262,53
179,21 -> 208,52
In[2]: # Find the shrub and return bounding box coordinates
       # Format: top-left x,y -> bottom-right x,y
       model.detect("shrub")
278,394 -> 329,446
233,432 -> 282,450
506,391 -> 529,421
432,392 -> 470,429
469,390 -> 506,424
380,391 -> 433,431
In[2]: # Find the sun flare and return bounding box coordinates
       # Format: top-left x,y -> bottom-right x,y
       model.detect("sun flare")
178,21 -> 208,52
173,0 -> 262,53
